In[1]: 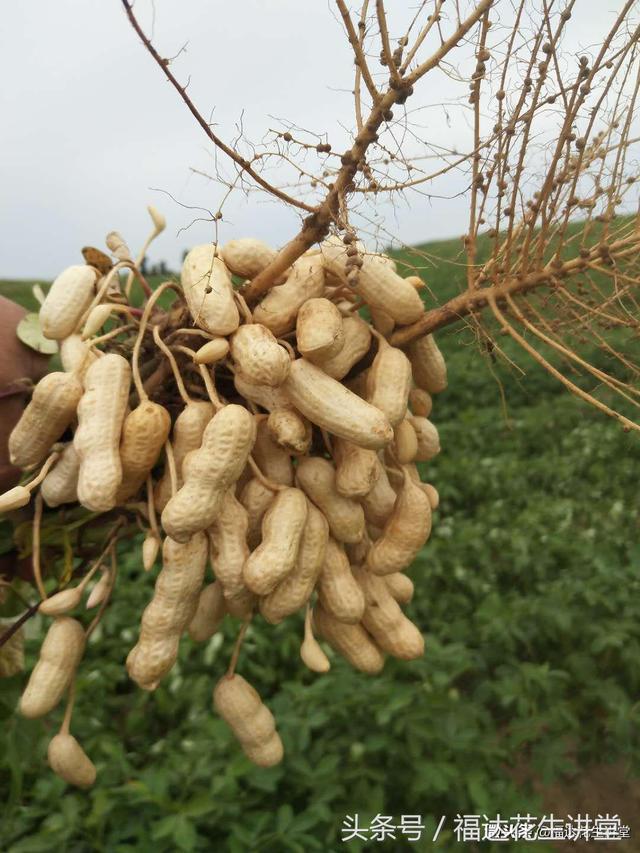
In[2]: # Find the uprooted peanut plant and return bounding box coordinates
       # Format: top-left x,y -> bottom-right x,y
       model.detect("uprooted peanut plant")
2,0 -> 640,788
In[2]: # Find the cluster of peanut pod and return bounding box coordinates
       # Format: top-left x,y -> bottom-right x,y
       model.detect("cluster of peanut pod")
1,222 -> 446,787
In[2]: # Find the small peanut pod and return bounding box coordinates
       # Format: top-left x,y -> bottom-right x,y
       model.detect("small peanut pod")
239,478 -> 276,550
333,438 -> 380,499
19,617 -> 86,718
230,323 -> 290,387
253,254 -> 325,336
39,265 -> 98,340
220,238 -> 277,279
408,387 -> 432,418
60,334 -> 98,378
296,298 -> 345,362
39,586 -> 84,616
162,404 -> 256,543
181,245 -> 239,335
47,733 -> 97,788
313,315 -> 371,381
360,458 -> 397,527
234,373 -> 293,413
126,533 -> 208,690
260,502 -> 329,624
384,573 -> 415,605
353,567 -> 424,660
74,354 -> 131,512
357,255 -> 425,325
193,337 -> 229,365
0,486 -> 31,512
116,402 -> 171,503
243,487 -> 308,595
317,537 -> 365,624
366,467 -> 432,576
409,415 -> 441,461
295,456 -> 364,544
423,483 -> 439,510
209,489 -> 255,617
9,372 -> 83,468
40,443 -> 80,507
252,418 -> 293,486
283,359 -> 393,450
391,418 -> 418,465
408,334 -> 447,394
188,581 -> 226,642
213,674 -> 284,768
312,605 -> 384,674
267,409 -> 312,455
366,341 -> 412,427
154,401 -> 213,512
300,607 -> 330,673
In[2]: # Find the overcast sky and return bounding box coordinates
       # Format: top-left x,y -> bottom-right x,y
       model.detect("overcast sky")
0,1 -> 630,279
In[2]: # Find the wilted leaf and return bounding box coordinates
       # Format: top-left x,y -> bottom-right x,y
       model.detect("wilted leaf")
16,313 -> 58,356
0,625 -> 24,677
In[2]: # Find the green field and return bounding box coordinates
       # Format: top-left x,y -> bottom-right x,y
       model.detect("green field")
1,239 -> 639,852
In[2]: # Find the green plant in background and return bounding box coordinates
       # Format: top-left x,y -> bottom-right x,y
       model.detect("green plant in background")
2,236 -> 639,852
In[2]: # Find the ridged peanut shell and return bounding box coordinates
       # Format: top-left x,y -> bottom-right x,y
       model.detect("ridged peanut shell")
47,733 -> 96,788
188,581 -> 226,642
41,443 -> 79,507
116,401 -> 171,503
407,334 -> 447,394
353,567 -> 424,660
333,438 -> 380,499
317,537 -> 365,624
295,456 -> 364,544
221,238 -> 277,279
40,265 -> 97,340
20,617 -> 86,718
231,323 -> 290,387
366,342 -> 412,427
312,605 -> 384,674
253,254 -> 324,336
313,315 -> 371,380
409,416 -> 441,461
296,298 -> 345,361
181,246 -> 239,335
213,674 -> 283,767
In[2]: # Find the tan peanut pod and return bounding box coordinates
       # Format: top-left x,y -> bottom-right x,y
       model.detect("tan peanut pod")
384,572 -> 414,605
267,409 -> 312,455
0,485 -> 31,512
345,528 -> 372,566
39,587 -> 84,616
312,605 -> 384,674
314,315 -> 371,381
366,341 -> 412,427
243,487 -> 308,595
181,245 -> 239,336
360,458 -> 397,527
9,372 -> 83,468
233,372 -> 293,413
81,304 -> 113,339
193,337 -> 230,365
60,334 -> 98,378
260,502 -> 329,624
126,533 -> 208,690
20,617 -> 85,718
391,418 -> 418,464
239,478 -> 275,551
105,231 -> 131,261
408,387 -> 433,418
116,402 -> 171,503
300,609 -> 330,673
333,438 -> 380,499
252,419 -> 294,485
213,674 -> 284,768
423,483 -> 439,510
353,567 -> 424,660
142,533 -> 160,572
220,238 -> 277,279
295,457 -> 364,544
317,537 -> 365,624
188,581 -> 226,642
409,415 -> 441,461
405,274 -> 425,290
370,307 -> 394,337
408,334 -> 447,394
39,265 -> 98,340
161,404 -> 256,543
47,733 -> 96,788
283,359 -> 393,450
154,401 -> 214,512
209,489 -> 256,617
367,467 -> 432,576
253,253 -> 324,336
357,255 -> 424,325
296,298 -> 345,362
74,354 -> 130,512
41,443 -> 79,507
230,323 -> 290,387
86,570 -> 111,609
